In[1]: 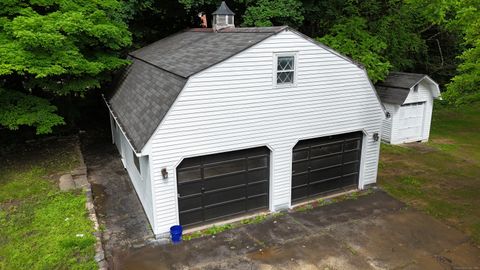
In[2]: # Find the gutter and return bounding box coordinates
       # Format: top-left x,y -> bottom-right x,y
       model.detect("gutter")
102,94 -> 142,157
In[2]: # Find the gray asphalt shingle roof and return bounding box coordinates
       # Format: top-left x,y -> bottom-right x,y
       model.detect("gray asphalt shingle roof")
109,58 -> 187,152
375,72 -> 428,105
108,27 -> 286,152
129,27 -> 286,78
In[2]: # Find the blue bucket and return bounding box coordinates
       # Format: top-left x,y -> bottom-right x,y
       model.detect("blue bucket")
170,225 -> 183,244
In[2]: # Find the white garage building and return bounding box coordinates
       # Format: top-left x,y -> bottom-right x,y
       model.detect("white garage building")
105,2 -> 385,237
376,72 -> 441,144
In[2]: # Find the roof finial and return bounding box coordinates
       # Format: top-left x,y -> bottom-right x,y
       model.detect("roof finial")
212,1 -> 235,31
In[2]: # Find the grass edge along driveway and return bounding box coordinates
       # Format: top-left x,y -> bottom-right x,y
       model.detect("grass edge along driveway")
0,138 -> 97,270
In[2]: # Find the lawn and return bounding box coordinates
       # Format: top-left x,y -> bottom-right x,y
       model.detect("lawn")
378,102 -> 480,245
0,138 -> 97,270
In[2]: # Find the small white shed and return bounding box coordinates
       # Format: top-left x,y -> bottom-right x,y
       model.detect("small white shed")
376,72 -> 441,144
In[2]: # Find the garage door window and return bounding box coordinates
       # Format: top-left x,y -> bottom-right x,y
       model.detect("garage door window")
204,159 -> 245,178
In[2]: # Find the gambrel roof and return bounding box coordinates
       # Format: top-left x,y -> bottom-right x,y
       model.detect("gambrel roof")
107,26 -> 384,153
375,72 -> 440,105
129,27 -> 287,78
108,27 -> 286,152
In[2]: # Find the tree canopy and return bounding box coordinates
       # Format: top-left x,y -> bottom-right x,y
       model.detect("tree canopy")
0,0 -> 478,135
0,0 -> 131,134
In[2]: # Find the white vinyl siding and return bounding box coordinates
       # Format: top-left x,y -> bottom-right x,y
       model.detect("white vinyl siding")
111,113 -> 155,227
148,30 -> 384,235
381,103 -> 396,143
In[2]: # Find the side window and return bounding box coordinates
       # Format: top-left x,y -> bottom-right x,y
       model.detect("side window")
276,55 -> 295,85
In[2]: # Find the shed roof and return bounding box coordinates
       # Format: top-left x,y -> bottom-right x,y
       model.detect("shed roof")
108,27 -> 286,152
375,72 -> 435,105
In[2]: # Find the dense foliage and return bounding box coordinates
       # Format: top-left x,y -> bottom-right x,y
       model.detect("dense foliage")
0,0 -> 478,135
0,0 -> 131,134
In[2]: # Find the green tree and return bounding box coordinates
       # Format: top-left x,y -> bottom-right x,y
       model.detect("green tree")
0,0 -> 131,134
242,0 -> 304,27
318,17 -> 392,82
444,0 -> 480,104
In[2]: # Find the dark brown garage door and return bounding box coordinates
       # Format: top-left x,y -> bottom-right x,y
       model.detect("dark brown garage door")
292,132 -> 363,202
177,147 -> 270,227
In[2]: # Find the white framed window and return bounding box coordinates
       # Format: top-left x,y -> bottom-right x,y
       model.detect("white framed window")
275,53 -> 296,86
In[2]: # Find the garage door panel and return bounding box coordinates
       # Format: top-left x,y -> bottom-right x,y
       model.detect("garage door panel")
247,169 -> 268,183
204,159 -> 245,178
177,147 -> 270,227
293,160 -> 309,173
343,150 -> 360,162
309,179 -> 342,196
342,174 -> 358,186
178,195 -> 202,212
248,156 -> 268,169
247,181 -> 269,196
310,166 -> 343,181
292,186 -> 308,200
310,143 -> 343,157
177,181 -> 203,196
310,154 -> 342,169
343,162 -> 359,175
292,174 -> 308,187
247,195 -> 268,210
293,149 -> 309,161
203,173 -> 244,191
292,132 -> 362,202
203,186 -> 246,206
177,166 -> 201,182
180,209 -> 203,226
344,139 -> 360,151
204,199 -> 245,221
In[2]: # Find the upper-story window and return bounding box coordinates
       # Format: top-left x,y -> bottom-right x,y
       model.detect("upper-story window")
276,55 -> 295,85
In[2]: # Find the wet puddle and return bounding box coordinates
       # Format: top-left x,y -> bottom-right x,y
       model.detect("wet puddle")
91,183 -> 108,214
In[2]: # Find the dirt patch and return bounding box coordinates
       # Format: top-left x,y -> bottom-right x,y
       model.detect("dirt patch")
431,138 -> 456,145
402,142 -> 438,153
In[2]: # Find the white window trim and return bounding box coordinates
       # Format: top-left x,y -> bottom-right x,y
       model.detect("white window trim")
273,52 -> 298,88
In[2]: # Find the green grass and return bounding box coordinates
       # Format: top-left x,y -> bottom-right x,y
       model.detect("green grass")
379,102 -> 480,245
0,139 -> 97,270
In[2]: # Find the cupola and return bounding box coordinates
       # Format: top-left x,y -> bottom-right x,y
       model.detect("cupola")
212,1 -> 235,31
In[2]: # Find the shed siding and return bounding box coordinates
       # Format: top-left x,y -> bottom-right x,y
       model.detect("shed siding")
149,30 -> 384,235
390,81 -> 434,144
111,114 -> 155,226
381,103 -> 397,142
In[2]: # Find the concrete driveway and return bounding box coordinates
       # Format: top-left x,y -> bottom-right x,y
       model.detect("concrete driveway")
114,191 -> 480,270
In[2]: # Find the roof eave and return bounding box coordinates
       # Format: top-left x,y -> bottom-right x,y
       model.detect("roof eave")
102,94 -> 143,156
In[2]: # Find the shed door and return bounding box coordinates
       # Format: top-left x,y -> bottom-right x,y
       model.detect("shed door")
292,132 -> 363,202
398,102 -> 425,142
177,147 -> 270,227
